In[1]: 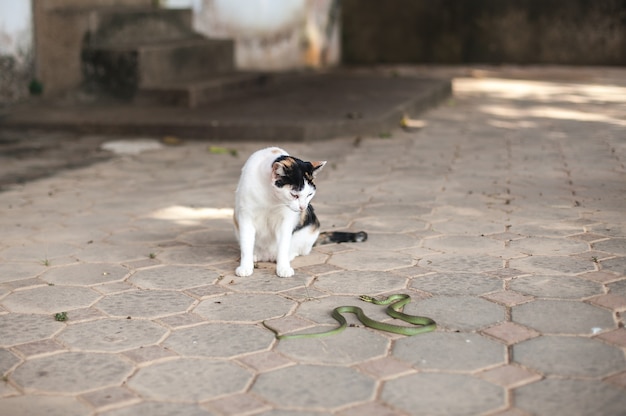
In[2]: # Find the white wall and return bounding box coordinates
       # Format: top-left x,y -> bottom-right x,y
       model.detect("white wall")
165,0 -> 340,71
0,0 -> 33,61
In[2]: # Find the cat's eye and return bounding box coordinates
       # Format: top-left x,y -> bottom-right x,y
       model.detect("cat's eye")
291,193 -> 299,199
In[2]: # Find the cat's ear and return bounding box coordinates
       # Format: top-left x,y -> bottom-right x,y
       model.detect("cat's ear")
311,161 -> 326,177
272,160 -> 285,177
272,159 -> 289,186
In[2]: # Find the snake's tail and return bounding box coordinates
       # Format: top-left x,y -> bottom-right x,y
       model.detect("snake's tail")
263,320 -> 346,340
316,231 -> 368,245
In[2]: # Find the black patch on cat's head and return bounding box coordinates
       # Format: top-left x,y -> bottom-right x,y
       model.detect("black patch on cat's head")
272,156 -> 325,191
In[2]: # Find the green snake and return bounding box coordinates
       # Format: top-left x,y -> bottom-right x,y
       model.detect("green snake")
263,294 -> 436,340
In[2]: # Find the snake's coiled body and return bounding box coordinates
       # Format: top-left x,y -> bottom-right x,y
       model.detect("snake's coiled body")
264,294 -> 436,340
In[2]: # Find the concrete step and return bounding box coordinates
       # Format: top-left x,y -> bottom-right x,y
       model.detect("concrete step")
135,72 -> 272,108
0,72 -> 452,142
82,37 -> 235,99
81,7 -> 236,102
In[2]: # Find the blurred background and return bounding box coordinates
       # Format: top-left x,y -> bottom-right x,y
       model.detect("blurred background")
1,0 -> 625,105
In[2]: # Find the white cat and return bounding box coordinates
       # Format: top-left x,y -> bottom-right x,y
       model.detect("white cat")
234,147 -> 326,278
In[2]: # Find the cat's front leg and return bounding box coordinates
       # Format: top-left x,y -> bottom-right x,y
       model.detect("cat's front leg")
236,217 -> 255,277
275,222 -> 294,278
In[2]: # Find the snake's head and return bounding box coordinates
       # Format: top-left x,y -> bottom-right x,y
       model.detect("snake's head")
359,295 -> 375,303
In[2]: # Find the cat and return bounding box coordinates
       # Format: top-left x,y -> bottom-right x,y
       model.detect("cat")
234,147 -> 367,278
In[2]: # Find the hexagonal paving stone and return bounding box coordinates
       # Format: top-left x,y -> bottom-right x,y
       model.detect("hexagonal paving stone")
404,295 -> 505,331
0,314 -> 65,346
96,290 -> 194,318
512,300 -> 614,335
509,237 -> 589,256
382,373 -> 505,416
593,238 -> 626,256
509,255 -> 595,274
205,392 -> 271,415
164,323 -> 274,358
354,233 -> 421,251
393,332 -> 505,372
57,319 -> 167,352
318,187 -> 371,207
328,250 -> 414,271
432,220 -> 504,236
177,228 -> 237,246
12,352 -> 134,393
129,265 -> 220,289
515,379 -> 626,416
508,275 -> 603,299
418,254 -> 503,272
79,386 -> 138,409
276,327 -> 389,365
0,381 -> 17,399
106,227 -> 181,244
2,286 -> 101,314
508,222 -> 582,238
411,272 -> 502,295
0,241 -> 79,262
252,364 -> 375,410
41,263 -> 130,286
608,278 -> 626,297
351,216 -> 428,233
158,245 -> 239,265
359,203 -> 431,218
601,257 -> 626,275
0,262 -> 46,283
0,348 -> 20,373
75,243 -> 153,263
128,358 -> 252,402
587,223 -> 626,238
422,236 -> 504,253
194,293 -> 296,322
514,336 -> 626,377
220,272 -> 312,294
314,270 -> 406,295
0,395 -> 92,416
101,402 -> 213,416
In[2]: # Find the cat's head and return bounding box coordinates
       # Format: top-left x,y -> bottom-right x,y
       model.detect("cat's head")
271,155 -> 326,212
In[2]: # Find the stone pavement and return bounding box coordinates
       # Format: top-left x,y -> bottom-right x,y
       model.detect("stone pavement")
1,66 -> 626,415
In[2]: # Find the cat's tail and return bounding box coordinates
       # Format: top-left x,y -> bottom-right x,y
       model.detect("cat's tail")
316,231 -> 368,245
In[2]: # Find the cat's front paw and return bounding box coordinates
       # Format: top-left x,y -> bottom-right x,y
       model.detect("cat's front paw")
276,264 -> 294,278
236,264 -> 254,277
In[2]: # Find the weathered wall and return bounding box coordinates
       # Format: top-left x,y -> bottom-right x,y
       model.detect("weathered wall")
342,0 -> 626,65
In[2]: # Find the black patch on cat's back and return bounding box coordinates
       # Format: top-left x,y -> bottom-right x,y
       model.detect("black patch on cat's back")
273,155 -> 316,191
293,204 -> 320,233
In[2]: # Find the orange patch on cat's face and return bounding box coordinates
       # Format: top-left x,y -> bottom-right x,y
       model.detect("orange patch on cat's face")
280,157 -> 297,169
